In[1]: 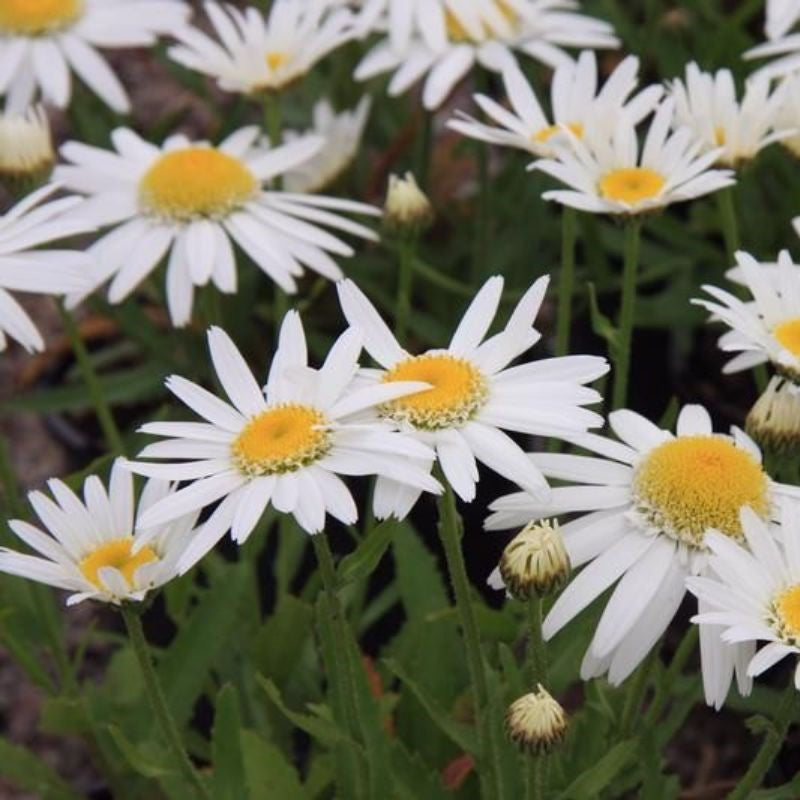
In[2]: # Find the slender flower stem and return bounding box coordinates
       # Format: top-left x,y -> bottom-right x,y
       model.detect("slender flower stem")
120,606 -> 211,799
556,208 -> 577,358
0,431 -> 25,519
611,221 -> 642,410
728,681 -> 799,800
394,237 -> 416,340
716,186 -> 740,268
526,595 -> 547,800
437,482 -> 499,800
311,534 -> 367,799
619,650 -> 654,736
59,305 -> 125,456
646,626 -> 698,724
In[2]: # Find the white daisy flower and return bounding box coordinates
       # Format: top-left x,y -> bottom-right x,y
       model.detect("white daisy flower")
53,126 -> 380,327
669,63 -> 792,168
167,0 -> 355,96
448,52 -> 662,157
354,0 -> 619,111
0,183 -> 94,353
694,249 -> 800,380
485,404 -> 800,707
745,0 -> 800,80
0,105 -> 54,187
774,72 -> 800,158
688,501 -> 800,693
125,319 -> 442,573
532,98 -> 736,215
336,275 -> 608,516
0,461 -> 198,606
0,0 -> 190,114
766,0 -> 800,40
282,97 -> 371,194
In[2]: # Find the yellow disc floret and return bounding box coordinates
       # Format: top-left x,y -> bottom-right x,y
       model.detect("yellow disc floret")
232,405 -> 330,476
774,584 -> 800,643
773,318 -> 800,358
139,147 -> 257,221
599,167 -> 666,206
534,122 -> 584,144
79,539 -> 158,590
631,435 -> 769,547
445,0 -> 517,42
0,0 -> 82,34
266,51 -> 288,72
381,353 -> 488,431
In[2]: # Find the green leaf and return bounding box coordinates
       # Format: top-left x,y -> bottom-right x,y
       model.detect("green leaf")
240,730 -> 307,800
106,724 -> 171,779
251,594 -> 313,686
337,519 -> 398,585
753,773 -> 800,799
390,740 -> 450,800
587,282 -> 618,350
212,685 -> 247,800
558,740 -> 638,800
40,696 -> 92,736
383,658 -> 477,755
0,739 -> 82,800
159,562 -> 249,726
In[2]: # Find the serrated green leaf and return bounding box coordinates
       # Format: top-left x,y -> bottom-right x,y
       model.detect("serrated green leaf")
240,730 -> 307,800
251,594 -> 313,685
212,684 -> 247,800
106,724 -> 171,779
337,519 -> 398,585
558,739 -> 638,800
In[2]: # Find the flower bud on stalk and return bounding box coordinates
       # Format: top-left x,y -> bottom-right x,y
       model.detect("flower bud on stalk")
0,107 -> 54,197
746,376 -> 800,459
383,172 -> 434,238
506,685 -> 568,755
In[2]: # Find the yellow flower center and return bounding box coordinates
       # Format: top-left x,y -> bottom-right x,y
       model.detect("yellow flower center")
266,51 -> 288,71
445,0 -> 516,42
381,353 -> 488,431
0,0 -> 82,34
139,147 -> 257,221
714,126 -> 727,147
599,167 -> 666,206
775,584 -> 800,640
231,405 -> 331,476
79,539 -> 157,590
774,318 -> 800,357
632,435 -> 769,547
534,122 -> 584,143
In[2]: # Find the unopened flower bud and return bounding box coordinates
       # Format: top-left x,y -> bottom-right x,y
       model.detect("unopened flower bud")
499,520 -> 570,601
0,107 -> 54,196
383,172 -> 433,236
745,376 -> 800,458
506,685 -> 567,755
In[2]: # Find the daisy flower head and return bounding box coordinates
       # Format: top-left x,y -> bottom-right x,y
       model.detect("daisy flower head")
669,63 -> 792,168
745,0 -> 800,81
125,318 -> 442,573
532,98 -> 736,215
354,0 -> 619,111
167,0 -> 356,96
766,0 -> 800,40
688,500 -> 800,694
0,182 -> 94,353
694,250 -> 800,381
0,0 -> 191,114
336,275 -> 609,515
774,72 -> 800,158
282,97 -> 371,194
448,52 -> 662,158
0,460 -> 198,606
53,126 -> 380,327
485,404 -> 800,707
0,105 -> 54,193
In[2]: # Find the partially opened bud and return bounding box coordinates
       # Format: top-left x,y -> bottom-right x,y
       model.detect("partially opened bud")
745,376 -> 800,458
383,172 -> 433,236
506,685 -> 567,755
499,520 -> 570,601
0,106 -> 54,196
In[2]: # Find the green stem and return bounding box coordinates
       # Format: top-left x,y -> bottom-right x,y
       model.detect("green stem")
611,222 -> 642,411
437,482 -> 499,800
716,186 -> 740,269
646,626 -> 698,724
311,535 -> 367,799
120,606 -> 210,799
263,91 -> 282,152
59,305 -> 125,456
729,681 -> 799,800
526,595 -> 547,800
556,208 -> 577,358
394,238 -> 416,340
619,651 -> 654,736
0,432 -> 25,519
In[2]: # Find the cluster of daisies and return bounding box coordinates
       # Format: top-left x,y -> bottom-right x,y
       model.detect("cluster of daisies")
3,0 -> 800,734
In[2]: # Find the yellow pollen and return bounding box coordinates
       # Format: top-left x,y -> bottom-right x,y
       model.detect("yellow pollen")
534,122 -> 584,143
632,435 -> 769,547
0,0 -> 82,34
775,585 -> 800,639
139,147 -> 257,221
266,51 -> 288,72
79,539 -> 157,590
232,405 -> 330,476
774,318 -> 800,358
599,167 -> 666,205
381,354 -> 488,431
714,126 -> 727,146
445,1 -> 517,42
